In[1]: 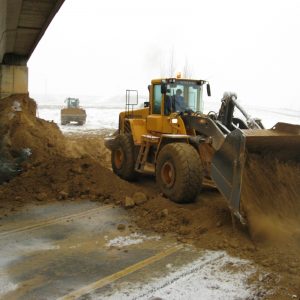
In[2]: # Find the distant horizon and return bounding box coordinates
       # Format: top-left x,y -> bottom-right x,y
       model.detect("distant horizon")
31,91 -> 300,113
37,100 -> 300,132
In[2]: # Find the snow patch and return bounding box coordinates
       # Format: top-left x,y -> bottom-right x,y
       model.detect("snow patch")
106,233 -> 161,247
101,250 -> 260,300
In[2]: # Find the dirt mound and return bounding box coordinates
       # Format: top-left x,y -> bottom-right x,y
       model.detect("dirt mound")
0,95 -> 111,180
0,94 -> 67,162
0,94 -> 142,211
0,155 -> 141,208
64,134 -> 112,169
133,190 -> 228,236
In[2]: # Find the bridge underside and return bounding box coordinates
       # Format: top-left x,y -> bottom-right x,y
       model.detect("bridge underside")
0,0 -> 65,98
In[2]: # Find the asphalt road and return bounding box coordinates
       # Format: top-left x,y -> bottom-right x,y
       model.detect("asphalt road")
0,201 -> 257,300
0,201 -> 189,299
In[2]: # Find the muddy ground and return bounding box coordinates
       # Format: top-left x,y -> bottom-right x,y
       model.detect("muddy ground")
0,95 -> 299,299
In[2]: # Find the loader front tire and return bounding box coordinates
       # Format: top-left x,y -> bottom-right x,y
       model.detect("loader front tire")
111,134 -> 137,181
156,143 -> 203,203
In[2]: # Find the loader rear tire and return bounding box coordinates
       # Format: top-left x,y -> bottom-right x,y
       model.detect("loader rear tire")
111,134 -> 137,181
156,143 -> 203,203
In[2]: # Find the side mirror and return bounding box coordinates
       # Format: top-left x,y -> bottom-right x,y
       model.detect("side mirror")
161,83 -> 167,94
144,101 -> 150,108
206,84 -> 211,97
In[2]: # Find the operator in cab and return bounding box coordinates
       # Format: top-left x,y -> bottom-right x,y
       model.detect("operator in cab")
173,89 -> 187,112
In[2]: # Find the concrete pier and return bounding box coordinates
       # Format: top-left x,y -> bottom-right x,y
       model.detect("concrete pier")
0,64 -> 28,99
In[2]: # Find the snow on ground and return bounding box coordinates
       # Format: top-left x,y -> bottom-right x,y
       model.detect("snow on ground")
37,106 -> 122,134
101,250 -> 262,300
37,103 -> 300,134
105,233 -> 161,248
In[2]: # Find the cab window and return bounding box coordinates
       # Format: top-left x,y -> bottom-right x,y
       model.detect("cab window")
166,82 -> 203,113
153,84 -> 162,114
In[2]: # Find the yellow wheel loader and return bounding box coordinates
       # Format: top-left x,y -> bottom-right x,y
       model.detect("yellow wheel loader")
61,97 -> 86,125
105,78 -> 300,224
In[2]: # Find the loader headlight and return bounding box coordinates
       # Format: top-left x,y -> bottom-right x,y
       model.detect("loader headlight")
171,118 -> 178,124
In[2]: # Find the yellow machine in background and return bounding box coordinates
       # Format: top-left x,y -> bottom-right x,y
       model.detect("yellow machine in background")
61,97 -> 86,125
105,77 -> 300,223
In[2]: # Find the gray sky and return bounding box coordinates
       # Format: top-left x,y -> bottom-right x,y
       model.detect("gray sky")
28,0 -> 300,110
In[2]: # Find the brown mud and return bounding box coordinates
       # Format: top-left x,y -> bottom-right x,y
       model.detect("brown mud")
0,95 -> 300,299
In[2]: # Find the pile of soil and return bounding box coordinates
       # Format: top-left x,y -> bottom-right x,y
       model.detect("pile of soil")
0,155 -> 147,212
64,134 -> 112,169
0,94 -> 112,165
0,95 -> 142,213
0,94 -> 66,162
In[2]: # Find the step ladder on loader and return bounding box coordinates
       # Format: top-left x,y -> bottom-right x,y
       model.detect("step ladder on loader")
135,134 -> 160,174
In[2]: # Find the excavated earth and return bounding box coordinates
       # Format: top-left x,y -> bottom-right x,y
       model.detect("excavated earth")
0,94 -> 300,299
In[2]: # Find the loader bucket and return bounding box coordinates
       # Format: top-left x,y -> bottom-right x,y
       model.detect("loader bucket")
211,122 -> 300,224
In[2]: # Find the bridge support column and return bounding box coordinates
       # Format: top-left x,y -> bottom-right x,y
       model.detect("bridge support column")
0,64 -> 28,99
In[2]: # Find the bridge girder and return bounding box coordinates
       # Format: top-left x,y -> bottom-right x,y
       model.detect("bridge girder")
0,0 -> 65,98
0,0 -> 65,65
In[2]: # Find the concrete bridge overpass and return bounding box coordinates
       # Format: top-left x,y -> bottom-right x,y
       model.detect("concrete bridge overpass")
0,0 -> 65,98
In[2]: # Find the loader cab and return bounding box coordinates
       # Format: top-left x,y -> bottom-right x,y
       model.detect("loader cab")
65,97 -> 80,109
151,79 -> 205,115
147,78 -> 207,133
